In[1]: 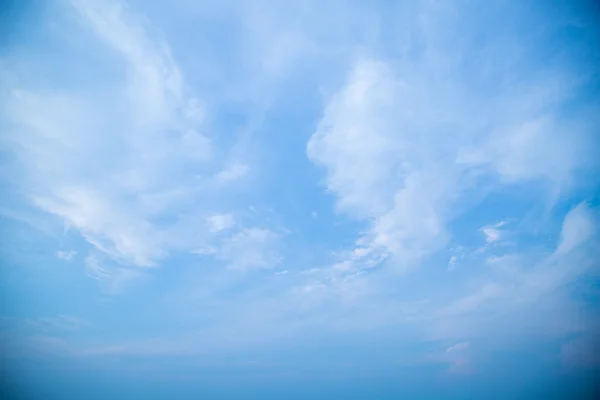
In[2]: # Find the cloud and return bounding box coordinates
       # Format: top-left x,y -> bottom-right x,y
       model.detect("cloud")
70,0 -> 203,129
438,284 -> 505,316
446,342 -> 470,353
480,221 -> 507,244
481,228 -> 501,243
85,253 -> 147,294
307,1 -> 598,277
56,250 -> 77,261
447,256 -> 458,271
308,59 -> 455,268
307,60 -> 402,219
2,0 -> 600,389
447,246 -> 466,271
33,187 -> 166,267
216,164 -> 249,184
207,214 -> 236,233
556,202 -> 597,255
216,228 -> 281,271
3,0 -> 252,275
422,202 -> 600,344
192,225 -> 283,271
1,315 -> 90,333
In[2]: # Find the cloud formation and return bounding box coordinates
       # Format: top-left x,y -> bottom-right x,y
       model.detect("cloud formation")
1,0 -> 599,397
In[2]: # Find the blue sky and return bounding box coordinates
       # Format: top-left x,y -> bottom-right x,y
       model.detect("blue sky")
1,0 -> 600,398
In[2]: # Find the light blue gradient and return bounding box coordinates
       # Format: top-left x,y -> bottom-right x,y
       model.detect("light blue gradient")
1,0 -> 599,398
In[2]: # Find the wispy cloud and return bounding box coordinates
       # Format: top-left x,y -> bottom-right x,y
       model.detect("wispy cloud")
308,46 -> 596,275
216,164 -> 250,185
2,315 -> 90,333
206,213 -> 236,233
480,221 -> 507,244
446,342 -> 470,353
56,250 -> 77,261
85,253 -> 148,294
556,202 -> 598,255
5,0 -> 211,268
216,228 -> 281,271
3,0 -> 280,284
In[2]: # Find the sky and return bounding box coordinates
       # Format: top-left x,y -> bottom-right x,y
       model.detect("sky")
1,0 -> 600,398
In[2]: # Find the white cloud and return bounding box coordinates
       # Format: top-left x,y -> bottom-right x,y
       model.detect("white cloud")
306,0 -> 598,281
207,214 -> 236,233
308,50 -> 594,275
56,250 -> 77,261
556,202 -> 597,255
457,117 -> 585,186
70,0 -> 201,128
446,342 -> 470,353
192,246 -> 218,256
352,247 -> 371,258
447,246 -> 466,271
4,0 -> 238,273
481,227 -> 502,243
447,256 -> 458,271
216,163 -> 249,184
308,60 -> 456,268
480,221 -> 507,244
85,254 -> 147,294
438,284 -> 504,316
216,228 -> 281,271
417,342 -> 473,375
307,60 -> 403,220
34,187 -> 165,267
423,203 -> 600,342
